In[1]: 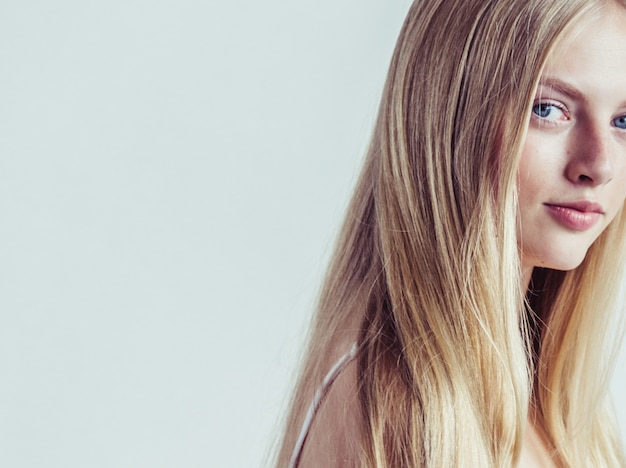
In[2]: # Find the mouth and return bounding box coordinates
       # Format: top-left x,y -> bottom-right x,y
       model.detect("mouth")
544,202 -> 604,231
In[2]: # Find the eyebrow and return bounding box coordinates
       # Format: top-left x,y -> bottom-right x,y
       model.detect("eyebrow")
537,77 -> 584,102
538,76 -> 626,110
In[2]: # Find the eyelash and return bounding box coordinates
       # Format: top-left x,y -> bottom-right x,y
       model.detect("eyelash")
531,101 -> 569,122
613,115 -> 626,130
531,100 -> 626,130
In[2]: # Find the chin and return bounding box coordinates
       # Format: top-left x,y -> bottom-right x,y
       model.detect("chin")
523,244 -> 590,272
536,252 -> 588,272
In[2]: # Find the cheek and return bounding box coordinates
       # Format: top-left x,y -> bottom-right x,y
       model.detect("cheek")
517,130 -> 566,192
516,143 -> 540,200
618,166 -> 626,203
607,163 -> 626,217
607,191 -> 626,224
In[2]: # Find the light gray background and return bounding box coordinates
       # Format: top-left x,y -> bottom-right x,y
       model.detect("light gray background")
0,1 -> 624,467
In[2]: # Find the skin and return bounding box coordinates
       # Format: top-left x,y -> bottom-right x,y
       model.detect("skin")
518,3 -> 626,466
518,3 -> 626,290
299,4 -> 626,467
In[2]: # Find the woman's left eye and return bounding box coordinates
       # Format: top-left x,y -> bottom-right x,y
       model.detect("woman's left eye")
613,115 -> 626,129
532,102 -> 567,121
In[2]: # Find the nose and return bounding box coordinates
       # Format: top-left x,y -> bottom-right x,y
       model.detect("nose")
565,122 -> 613,186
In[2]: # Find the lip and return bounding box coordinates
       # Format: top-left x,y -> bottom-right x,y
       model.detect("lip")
544,202 -> 604,231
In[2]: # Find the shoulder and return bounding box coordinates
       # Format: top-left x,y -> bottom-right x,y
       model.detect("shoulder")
298,345 -> 364,467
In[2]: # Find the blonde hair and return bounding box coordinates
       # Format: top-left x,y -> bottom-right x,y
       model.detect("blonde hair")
276,0 -> 626,466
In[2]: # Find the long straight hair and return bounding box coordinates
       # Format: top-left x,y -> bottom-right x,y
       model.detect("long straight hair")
276,0 -> 626,466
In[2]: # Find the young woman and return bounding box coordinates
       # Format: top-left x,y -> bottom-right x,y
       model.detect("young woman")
276,0 -> 626,465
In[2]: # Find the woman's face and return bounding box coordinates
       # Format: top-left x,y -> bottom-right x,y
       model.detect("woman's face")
517,4 -> 626,273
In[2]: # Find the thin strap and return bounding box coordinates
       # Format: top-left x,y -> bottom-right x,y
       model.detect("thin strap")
288,342 -> 360,468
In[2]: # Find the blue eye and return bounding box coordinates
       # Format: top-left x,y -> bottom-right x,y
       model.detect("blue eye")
533,103 -> 552,118
532,102 -> 566,121
613,115 -> 626,129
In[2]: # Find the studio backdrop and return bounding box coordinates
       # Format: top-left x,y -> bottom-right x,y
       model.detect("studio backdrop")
0,1 -> 624,467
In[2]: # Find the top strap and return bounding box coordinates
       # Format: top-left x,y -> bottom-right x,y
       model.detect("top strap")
288,342 -> 360,468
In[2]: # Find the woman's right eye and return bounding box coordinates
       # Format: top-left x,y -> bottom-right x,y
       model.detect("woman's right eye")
532,102 -> 568,122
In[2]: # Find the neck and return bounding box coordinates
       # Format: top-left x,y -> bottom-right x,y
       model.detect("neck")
522,267 -> 533,291
522,266 -> 534,292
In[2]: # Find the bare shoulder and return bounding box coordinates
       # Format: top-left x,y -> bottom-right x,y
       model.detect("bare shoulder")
298,350 -> 364,467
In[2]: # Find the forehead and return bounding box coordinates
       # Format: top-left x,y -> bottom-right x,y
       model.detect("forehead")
541,4 -> 626,100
